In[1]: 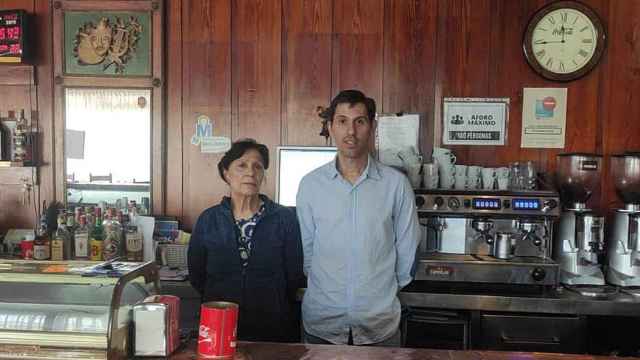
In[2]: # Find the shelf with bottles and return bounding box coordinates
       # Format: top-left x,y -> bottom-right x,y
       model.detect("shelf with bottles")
0,109 -> 36,166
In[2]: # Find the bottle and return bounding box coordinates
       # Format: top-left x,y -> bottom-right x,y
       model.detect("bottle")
51,214 -> 66,261
18,109 -> 33,165
125,225 -> 143,261
12,109 -> 26,162
34,209 -> 50,261
33,237 -> 49,260
90,215 -> 104,261
103,209 -> 122,260
74,215 -> 89,259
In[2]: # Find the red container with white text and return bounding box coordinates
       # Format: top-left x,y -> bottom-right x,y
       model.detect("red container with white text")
198,301 -> 238,359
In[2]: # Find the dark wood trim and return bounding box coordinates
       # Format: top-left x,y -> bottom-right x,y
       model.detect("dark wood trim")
151,0 -> 164,215
165,0 -> 183,219
51,0 -> 164,213
57,0 -> 153,11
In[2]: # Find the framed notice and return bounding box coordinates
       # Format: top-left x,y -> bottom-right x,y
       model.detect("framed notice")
442,98 -> 509,146
521,88 -> 567,148
376,113 -> 420,167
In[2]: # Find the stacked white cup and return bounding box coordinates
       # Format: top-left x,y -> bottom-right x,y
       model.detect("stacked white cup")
398,147 -> 423,188
454,165 -> 468,189
467,166 -> 482,189
481,168 -> 497,190
422,163 -> 439,189
432,148 -> 456,189
496,167 -> 510,190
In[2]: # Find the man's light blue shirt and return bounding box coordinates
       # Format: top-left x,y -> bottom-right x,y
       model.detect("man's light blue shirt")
296,155 -> 420,345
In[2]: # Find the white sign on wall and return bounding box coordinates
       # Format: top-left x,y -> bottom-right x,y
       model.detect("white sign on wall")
442,98 -> 509,146
521,88 -> 567,149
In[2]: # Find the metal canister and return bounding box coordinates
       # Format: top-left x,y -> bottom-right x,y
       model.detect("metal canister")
494,232 -> 515,259
198,302 -> 238,359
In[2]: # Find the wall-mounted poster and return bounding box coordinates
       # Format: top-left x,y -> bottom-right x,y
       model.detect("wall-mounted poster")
442,98 -> 509,146
64,11 -> 151,76
521,88 -> 567,148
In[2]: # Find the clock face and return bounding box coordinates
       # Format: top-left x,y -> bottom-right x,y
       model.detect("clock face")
531,8 -> 597,74
523,1 -> 606,81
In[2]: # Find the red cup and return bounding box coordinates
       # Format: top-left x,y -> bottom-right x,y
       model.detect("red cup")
20,240 -> 34,259
198,301 -> 238,359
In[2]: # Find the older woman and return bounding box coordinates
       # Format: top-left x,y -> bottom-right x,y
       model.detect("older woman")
188,139 -> 304,342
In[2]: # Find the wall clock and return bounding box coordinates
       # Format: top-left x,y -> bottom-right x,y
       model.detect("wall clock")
523,1 -> 606,82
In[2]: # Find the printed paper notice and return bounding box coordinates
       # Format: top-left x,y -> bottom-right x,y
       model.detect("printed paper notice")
376,114 -> 420,167
521,88 -> 567,148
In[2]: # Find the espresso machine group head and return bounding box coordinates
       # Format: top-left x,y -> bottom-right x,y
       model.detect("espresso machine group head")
607,153 -> 640,290
555,153 -> 606,286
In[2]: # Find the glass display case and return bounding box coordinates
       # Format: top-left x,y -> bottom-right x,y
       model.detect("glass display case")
0,260 -> 159,359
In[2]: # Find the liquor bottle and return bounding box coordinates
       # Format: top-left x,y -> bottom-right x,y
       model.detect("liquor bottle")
51,214 -> 66,261
12,109 -> 26,162
103,209 -> 122,260
3,111 -> 16,161
125,225 -> 143,261
18,109 -> 33,165
33,207 -> 50,261
85,206 -> 95,229
90,215 -> 104,261
33,227 -> 50,260
74,215 -> 89,259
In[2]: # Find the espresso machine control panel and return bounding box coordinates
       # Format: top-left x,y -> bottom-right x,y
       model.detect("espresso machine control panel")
415,189 -> 560,217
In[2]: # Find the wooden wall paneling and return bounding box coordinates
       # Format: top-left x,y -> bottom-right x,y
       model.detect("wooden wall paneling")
165,0 -> 183,218
282,0 -> 333,146
34,0 -> 54,223
331,0 -> 384,103
433,0 -> 492,165
382,0 -> 438,159
181,0 -> 232,229
599,0 -> 640,211
151,0 -> 165,215
232,0 -> 282,199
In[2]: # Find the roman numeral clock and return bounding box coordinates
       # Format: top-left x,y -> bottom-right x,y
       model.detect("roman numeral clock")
523,1 -> 606,82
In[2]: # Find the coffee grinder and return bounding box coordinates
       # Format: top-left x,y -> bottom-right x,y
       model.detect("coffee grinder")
606,153 -> 640,293
555,153 -> 607,288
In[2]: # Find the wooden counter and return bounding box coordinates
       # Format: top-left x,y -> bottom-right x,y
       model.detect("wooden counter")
168,341 -> 639,360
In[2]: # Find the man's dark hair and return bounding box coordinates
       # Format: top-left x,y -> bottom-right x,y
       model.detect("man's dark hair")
218,138 -> 269,183
319,89 -> 376,123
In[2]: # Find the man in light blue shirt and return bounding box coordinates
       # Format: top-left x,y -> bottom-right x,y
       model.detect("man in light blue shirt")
296,89 -> 420,346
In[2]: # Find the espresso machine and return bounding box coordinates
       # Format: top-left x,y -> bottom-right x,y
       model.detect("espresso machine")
555,153 -> 608,291
606,153 -> 640,293
414,187 -> 560,288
